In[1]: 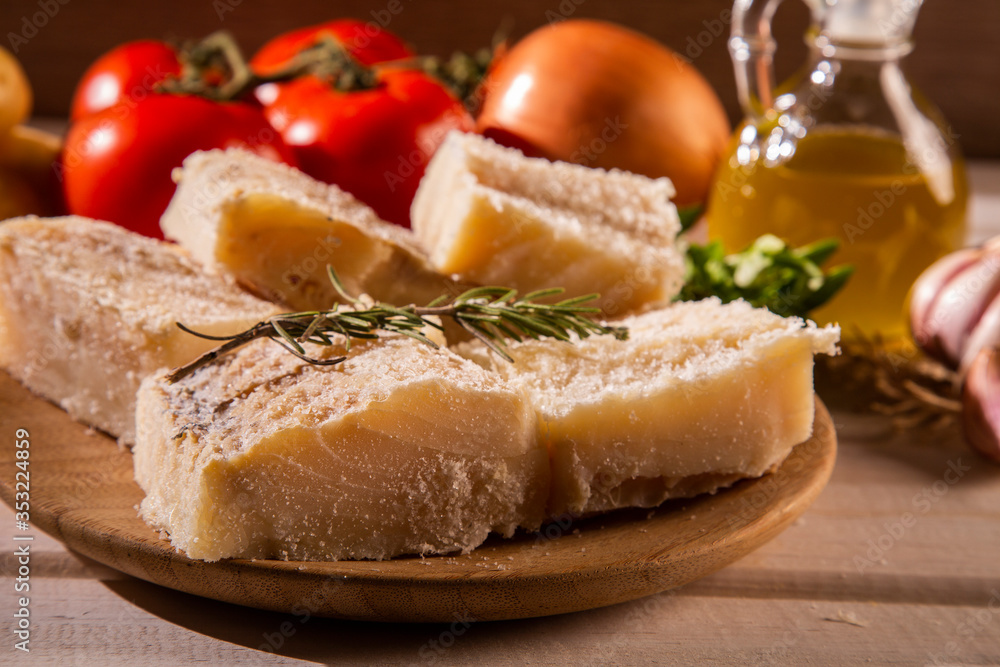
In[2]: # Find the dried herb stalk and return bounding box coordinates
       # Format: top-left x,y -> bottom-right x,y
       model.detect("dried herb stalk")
167,267 -> 627,383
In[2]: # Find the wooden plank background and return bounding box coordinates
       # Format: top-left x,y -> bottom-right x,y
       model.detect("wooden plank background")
2,0 -> 999,156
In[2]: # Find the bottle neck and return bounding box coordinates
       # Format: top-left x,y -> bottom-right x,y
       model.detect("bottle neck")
807,27 -> 914,62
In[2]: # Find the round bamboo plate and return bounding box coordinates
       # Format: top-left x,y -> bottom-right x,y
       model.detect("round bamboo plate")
0,371 -> 836,622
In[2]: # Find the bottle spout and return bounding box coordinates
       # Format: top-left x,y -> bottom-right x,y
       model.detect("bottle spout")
804,0 -> 922,47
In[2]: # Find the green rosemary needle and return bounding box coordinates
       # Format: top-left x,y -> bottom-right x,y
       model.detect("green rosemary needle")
165,267 -> 628,383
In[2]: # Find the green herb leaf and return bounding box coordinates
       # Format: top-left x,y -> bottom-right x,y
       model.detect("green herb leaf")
677,236 -> 853,319
677,204 -> 704,232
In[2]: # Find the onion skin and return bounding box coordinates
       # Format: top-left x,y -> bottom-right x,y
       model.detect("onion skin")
475,20 -> 731,207
962,347 -> 1000,463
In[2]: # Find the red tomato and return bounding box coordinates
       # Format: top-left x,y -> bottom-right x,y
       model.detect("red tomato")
256,68 -> 472,227
251,23 -> 470,227
250,19 -> 458,227
251,18 -> 413,73
60,94 -> 296,238
70,40 -> 181,121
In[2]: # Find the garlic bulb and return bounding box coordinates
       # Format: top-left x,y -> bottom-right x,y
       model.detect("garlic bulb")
911,238 -> 1000,463
909,239 -> 1000,372
962,347 -> 1000,463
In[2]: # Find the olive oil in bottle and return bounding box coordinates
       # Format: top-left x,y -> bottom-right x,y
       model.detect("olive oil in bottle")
718,0 -> 968,337
708,126 -> 967,337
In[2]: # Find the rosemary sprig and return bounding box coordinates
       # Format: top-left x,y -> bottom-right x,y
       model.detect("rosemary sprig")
677,234 -> 854,319
166,267 -> 628,383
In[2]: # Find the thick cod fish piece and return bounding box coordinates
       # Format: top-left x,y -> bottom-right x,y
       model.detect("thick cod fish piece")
161,149 -> 456,311
411,131 -> 685,317
0,216 -> 280,443
456,298 -> 840,517
134,335 -> 548,562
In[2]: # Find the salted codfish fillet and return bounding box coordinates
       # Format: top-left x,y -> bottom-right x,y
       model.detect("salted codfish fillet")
161,149 -> 455,311
0,216 -> 280,443
411,131 -> 685,317
134,335 -> 547,562
455,298 -> 840,517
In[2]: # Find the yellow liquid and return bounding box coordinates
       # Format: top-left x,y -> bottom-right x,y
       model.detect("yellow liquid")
707,127 -> 967,337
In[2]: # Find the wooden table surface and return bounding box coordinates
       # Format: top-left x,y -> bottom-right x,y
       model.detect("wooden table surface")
2,164 -> 999,666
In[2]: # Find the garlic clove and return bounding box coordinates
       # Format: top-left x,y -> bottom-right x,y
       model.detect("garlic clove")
962,346 -> 1000,463
909,247 -> 983,365
923,251 -> 1000,367
961,291 -> 1000,374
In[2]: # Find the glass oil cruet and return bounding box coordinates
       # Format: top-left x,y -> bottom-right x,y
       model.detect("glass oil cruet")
707,0 -> 968,338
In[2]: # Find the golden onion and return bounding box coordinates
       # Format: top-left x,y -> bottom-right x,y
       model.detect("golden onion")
476,20 -> 731,207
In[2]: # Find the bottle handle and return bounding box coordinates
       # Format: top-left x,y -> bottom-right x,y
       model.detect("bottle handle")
730,0 -> 784,121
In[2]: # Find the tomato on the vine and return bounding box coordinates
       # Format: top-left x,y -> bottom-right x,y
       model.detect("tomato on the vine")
250,21 -> 473,228
61,94 -> 295,239
62,23 -> 469,236
63,35 -> 297,238
254,69 -> 472,228
251,19 -> 413,72
70,40 -> 181,121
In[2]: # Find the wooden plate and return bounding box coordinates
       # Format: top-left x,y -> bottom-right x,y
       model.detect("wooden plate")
0,371 -> 836,622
